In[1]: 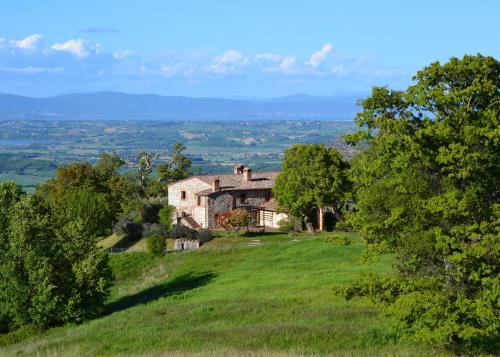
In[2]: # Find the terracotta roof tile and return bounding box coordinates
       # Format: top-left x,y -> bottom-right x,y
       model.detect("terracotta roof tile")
194,171 -> 279,196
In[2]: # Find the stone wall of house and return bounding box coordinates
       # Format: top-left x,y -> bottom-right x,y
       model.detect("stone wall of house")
272,212 -> 288,228
168,178 -> 211,227
207,189 -> 271,228
193,204 -> 208,228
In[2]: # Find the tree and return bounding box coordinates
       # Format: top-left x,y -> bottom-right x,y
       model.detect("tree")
273,144 -> 350,226
0,182 -> 25,332
37,154 -> 136,222
0,195 -> 113,331
124,151 -> 159,195
341,55 -> 499,353
37,162 -> 100,204
94,151 -> 124,181
58,187 -> 113,237
157,142 -> 191,184
158,204 -> 176,230
0,182 -> 25,244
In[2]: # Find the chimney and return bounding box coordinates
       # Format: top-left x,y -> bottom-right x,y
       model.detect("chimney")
243,167 -> 252,182
212,177 -> 220,192
233,165 -> 245,174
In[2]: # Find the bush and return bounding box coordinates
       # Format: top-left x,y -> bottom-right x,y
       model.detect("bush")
112,217 -> 143,239
197,229 -> 213,243
169,224 -> 197,240
335,220 -> 353,232
214,209 -> 249,233
278,218 -> 294,233
146,236 -> 166,256
321,234 -> 350,245
142,223 -> 167,238
139,202 -> 162,223
158,205 -> 176,230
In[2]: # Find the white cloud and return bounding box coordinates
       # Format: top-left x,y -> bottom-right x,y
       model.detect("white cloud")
207,50 -> 249,74
307,43 -> 333,67
254,53 -> 282,62
279,56 -> 296,73
113,50 -> 135,59
331,54 -> 374,76
12,34 -> 44,51
51,39 -> 98,59
160,64 -> 179,77
0,66 -> 64,74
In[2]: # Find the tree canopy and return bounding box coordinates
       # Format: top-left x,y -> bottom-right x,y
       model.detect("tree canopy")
157,142 -> 192,185
273,144 -> 350,219
0,189 -> 113,332
342,54 -> 499,353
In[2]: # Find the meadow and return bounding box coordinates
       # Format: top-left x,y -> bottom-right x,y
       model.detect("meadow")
0,232 -> 438,356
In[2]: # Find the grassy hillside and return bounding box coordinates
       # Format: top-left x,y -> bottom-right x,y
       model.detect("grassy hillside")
1,232 -> 435,356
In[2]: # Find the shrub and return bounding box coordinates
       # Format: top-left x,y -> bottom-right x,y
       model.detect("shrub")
139,202 -> 162,223
197,229 -> 213,243
169,224 -> 197,240
214,209 -> 249,233
142,223 -> 168,238
146,236 -> 166,256
158,205 -> 176,230
321,234 -> 350,245
277,218 -> 294,233
335,220 -> 353,232
112,218 -> 143,239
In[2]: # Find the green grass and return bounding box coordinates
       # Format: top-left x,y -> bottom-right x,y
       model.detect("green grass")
0,232 -> 435,356
97,233 -> 127,249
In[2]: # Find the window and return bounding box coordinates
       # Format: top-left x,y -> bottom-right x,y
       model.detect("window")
240,193 -> 246,204
265,191 -> 271,202
181,191 -> 186,200
197,196 -> 201,206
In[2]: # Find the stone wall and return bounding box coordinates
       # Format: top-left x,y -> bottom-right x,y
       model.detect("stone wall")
272,212 -> 288,228
168,178 -> 211,227
207,189 -> 271,228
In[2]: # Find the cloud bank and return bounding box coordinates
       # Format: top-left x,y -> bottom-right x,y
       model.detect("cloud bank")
0,33 -> 408,96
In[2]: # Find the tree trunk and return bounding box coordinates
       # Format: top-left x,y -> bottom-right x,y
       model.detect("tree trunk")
318,207 -> 324,231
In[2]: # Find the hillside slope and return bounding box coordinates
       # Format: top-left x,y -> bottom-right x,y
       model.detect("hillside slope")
1,233 -> 433,356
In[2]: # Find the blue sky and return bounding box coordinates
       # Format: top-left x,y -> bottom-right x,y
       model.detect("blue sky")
0,0 -> 498,97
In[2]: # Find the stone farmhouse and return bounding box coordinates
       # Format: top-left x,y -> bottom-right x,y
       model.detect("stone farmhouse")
168,165 -> 287,229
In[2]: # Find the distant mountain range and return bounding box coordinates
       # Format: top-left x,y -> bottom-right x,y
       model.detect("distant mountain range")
0,91 -> 362,121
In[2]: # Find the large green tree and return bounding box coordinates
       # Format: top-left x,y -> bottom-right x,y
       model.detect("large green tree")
157,142 -> 192,185
0,182 -> 25,332
36,152 -> 136,229
58,187 -> 114,237
342,54 -> 499,353
273,144 -> 350,222
0,194 -> 113,331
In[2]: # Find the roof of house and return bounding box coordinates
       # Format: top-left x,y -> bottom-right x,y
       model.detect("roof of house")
195,171 -> 279,196
259,198 -> 279,212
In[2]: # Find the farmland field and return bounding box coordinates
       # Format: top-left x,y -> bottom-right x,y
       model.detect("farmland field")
0,120 -> 356,191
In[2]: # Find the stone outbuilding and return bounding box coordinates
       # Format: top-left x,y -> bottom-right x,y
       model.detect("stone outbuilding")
167,165 -> 287,229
